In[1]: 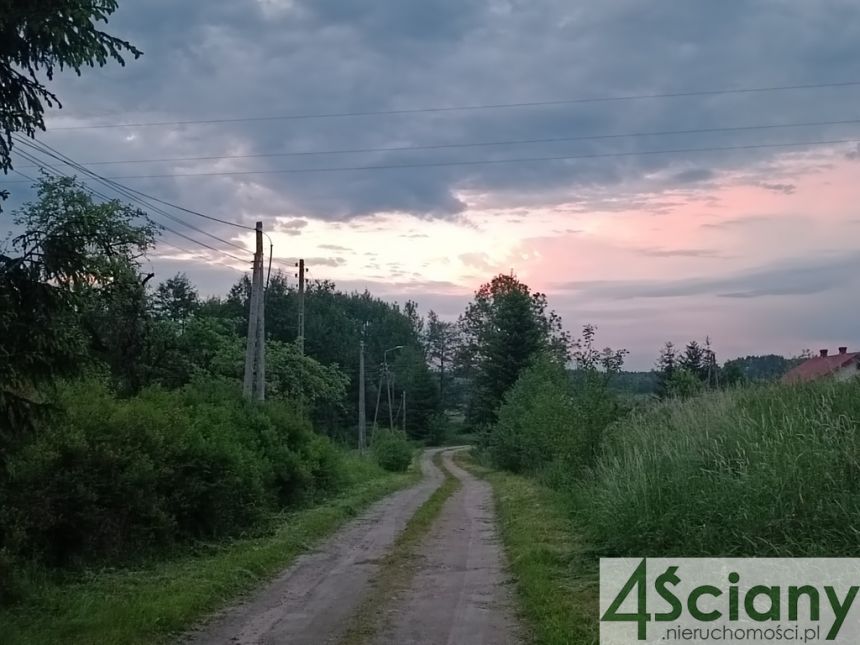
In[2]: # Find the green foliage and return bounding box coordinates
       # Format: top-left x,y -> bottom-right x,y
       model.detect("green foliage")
665,366 -> 704,398
654,341 -> 677,398
80,264 -> 153,395
423,310 -> 460,409
215,273 -> 437,438
460,274 -> 570,427
678,340 -> 705,379
0,0 -> 141,177
606,371 -> 659,398
489,327 -> 627,481
427,413 -> 452,446
371,429 -> 413,472
0,460 -> 413,642
656,338 -> 720,397
0,176 -> 156,436
390,346 -> 440,441
153,273 -> 199,322
722,354 -> 801,383
263,340 -> 350,410
490,355 -> 577,474
572,379 -> 860,556
0,379 -> 346,570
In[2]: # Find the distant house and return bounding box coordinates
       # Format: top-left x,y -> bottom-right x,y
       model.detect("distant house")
782,347 -> 860,384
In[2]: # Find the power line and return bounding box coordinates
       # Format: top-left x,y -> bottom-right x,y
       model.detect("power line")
13,168 -> 37,182
16,136 -> 237,241
4,137 -> 856,182
12,143 -> 248,264
107,181 -> 255,231
43,80 -> 860,130
18,117 -> 860,167
13,136 -> 255,232
14,148 -> 233,260
153,239 -> 209,257
13,137 -> 251,256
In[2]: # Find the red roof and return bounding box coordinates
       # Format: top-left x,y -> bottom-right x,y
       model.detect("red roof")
782,351 -> 860,383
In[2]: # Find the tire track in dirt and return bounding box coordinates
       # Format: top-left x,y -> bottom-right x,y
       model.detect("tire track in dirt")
368,448 -> 522,645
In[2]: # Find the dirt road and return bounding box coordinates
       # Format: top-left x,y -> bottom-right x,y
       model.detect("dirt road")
183,447 -> 521,645
370,449 -> 521,645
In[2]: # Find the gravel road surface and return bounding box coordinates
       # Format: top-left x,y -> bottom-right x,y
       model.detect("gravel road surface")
370,448 -> 521,645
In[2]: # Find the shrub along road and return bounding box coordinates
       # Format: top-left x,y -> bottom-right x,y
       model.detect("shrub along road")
183,447 -> 522,645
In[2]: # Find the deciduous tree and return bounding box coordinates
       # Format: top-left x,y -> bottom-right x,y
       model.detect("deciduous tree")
459,273 -> 570,427
0,175 -> 156,435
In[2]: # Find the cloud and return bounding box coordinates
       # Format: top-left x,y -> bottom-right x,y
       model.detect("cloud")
557,252 -> 860,300
701,215 -> 776,229
303,256 -> 347,267
635,247 -> 726,258
10,0 -> 860,370
27,0 -> 860,227
459,252 -> 494,271
275,219 -> 309,235
758,182 -> 796,194
672,168 -> 714,184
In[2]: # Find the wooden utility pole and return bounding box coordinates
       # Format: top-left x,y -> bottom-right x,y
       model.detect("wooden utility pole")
358,340 -> 367,453
296,258 -> 306,355
243,221 -> 265,400
402,390 -> 406,433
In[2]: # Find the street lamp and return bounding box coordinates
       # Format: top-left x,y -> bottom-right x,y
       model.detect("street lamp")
384,345 -> 404,364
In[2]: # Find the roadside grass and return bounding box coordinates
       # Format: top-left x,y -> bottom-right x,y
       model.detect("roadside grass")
340,449 -> 461,644
459,453 -> 598,645
0,454 -> 418,645
574,379 -> 860,557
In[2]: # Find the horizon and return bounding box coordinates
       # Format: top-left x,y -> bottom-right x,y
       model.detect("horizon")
3,0 -> 859,371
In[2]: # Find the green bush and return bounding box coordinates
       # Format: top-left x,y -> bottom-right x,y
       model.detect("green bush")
488,353 -> 625,481
372,429 -> 413,472
0,378 -> 345,568
490,356 -> 577,473
573,379 -> 860,557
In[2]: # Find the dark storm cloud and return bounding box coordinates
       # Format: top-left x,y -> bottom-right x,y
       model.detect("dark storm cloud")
21,0 -> 860,231
558,252 -> 860,300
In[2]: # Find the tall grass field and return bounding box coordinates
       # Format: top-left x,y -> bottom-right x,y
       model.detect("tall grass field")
571,379 -> 860,557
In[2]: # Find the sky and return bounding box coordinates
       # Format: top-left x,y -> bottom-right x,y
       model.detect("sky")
3,0 -> 860,369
